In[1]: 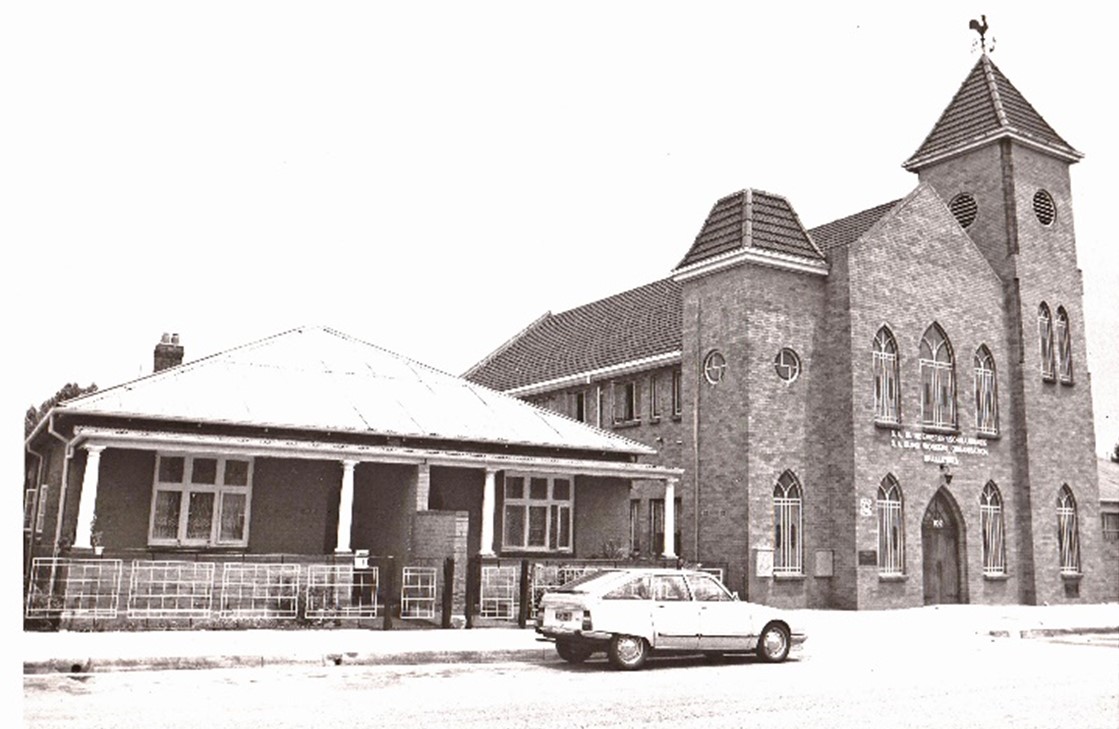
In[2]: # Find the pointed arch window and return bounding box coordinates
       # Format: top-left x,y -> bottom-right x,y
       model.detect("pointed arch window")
873,327 -> 900,424
974,346 -> 999,436
773,471 -> 803,576
1056,307 -> 1073,384
980,482 -> 1006,576
876,476 -> 904,575
1038,303 -> 1056,381
920,324 -> 956,429
1057,485 -> 1080,574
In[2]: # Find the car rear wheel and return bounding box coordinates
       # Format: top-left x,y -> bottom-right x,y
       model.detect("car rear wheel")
607,634 -> 649,670
555,640 -> 593,664
756,622 -> 790,663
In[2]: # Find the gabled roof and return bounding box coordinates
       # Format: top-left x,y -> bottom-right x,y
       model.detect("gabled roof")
464,279 -> 682,393
674,189 -> 824,271
808,199 -> 902,252
1099,458 -> 1119,504
904,55 -> 1082,171
56,326 -> 653,456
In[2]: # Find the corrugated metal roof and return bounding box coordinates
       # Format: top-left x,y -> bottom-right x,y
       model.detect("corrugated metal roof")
904,56 -> 1081,170
59,326 -> 654,456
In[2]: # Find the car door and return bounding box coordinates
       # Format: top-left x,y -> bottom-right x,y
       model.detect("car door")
687,573 -> 753,651
650,574 -> 699,650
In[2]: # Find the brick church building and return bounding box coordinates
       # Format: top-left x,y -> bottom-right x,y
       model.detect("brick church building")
465,53 -> 1107,609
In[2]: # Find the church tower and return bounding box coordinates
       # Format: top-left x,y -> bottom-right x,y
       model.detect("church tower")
903,52 -> 1102,604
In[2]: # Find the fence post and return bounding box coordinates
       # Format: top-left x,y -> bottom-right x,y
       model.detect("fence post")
465,555 -> 478,629
517,559 -> 531,629
441,556 -> 454,629
382,556 -> 395,630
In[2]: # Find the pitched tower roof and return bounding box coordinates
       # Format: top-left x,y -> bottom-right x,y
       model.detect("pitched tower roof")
904,55 -> 1082,171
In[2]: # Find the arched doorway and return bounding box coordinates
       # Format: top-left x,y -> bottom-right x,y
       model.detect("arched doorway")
922,488 -> 965,605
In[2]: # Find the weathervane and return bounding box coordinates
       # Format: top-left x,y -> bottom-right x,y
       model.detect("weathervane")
969,14 -> 995,55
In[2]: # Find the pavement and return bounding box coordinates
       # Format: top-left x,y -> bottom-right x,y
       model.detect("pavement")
22,602 -> 1118,675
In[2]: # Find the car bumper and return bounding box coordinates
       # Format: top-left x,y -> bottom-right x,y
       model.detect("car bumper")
535,626 -> 613,643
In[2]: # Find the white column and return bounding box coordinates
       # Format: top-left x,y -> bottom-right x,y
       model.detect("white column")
335,459 -> 358,553
480,468 -> 497,556
73,445 -> 105,549
663,477 -> 678,560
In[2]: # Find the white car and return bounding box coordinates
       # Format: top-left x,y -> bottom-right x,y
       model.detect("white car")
535,567 -> 806,670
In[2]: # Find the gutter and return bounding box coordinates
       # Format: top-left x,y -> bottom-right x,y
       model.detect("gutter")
46,410 -> 81,555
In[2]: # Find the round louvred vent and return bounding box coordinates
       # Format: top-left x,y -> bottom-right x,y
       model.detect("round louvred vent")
949,193 -> 978,229
1033,190 -> 1056,226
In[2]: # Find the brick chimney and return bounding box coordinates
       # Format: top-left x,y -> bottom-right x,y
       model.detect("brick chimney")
153,332 -> 184,372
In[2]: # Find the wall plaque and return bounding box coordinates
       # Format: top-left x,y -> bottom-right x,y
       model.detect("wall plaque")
857,549 -> 877,566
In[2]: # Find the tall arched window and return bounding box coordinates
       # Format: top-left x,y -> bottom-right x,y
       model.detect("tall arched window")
1057,485 -> 1080,574
877,475 -> 904,575
1056,307 -> 1073,384
920,324 -> 956,428
873,327 -> 900,424
980,482 -> 1006,575
1038,303 -> 1056,381
974,346 -> 999,436
773,471 -> 803,576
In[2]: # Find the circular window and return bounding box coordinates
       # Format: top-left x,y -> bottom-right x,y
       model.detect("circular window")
703,350 -> 727,384
949,193 -> 978,229
774,348 -> 801,382
1033,190 -> 1056,226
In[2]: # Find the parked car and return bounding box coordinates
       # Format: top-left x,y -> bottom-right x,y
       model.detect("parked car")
535,567 -> 806,670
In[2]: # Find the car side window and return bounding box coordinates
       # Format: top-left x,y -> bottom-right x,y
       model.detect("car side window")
603,576 -> 651,600
652,575 -> 691,601
687,574 -> 733,602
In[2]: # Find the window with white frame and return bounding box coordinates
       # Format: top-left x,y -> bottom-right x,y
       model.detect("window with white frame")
1056,307 -> 1073,384
36,484 -> 48,533
671,368 -> 683,416
974,346 -> 999,436
873,327 -> 900,424
1038,303 -> 1056,381
613,380 -> 639,424
773,471 -> 803,575
1102,512 -> 1119,542
1057,485 -> 1080,574
877,475 -> 904,575
980,481 -> 1007,575
650,374 -> 662,419
920,323 -> 956,429
149,454 -> 253,547
649,497 -> 682,557
502,474 -> 572,552
24,488 -> 36,532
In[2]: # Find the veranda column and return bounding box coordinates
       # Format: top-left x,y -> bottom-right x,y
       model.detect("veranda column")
335,459 -> 358,553
663,477 -> 678,560
73,445 -> 105,549
480,468 -> 497,556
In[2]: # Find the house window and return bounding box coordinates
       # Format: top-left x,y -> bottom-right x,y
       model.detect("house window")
650,374 -> 662,419
629,499 -> 641,553
502,474 -> 572,552
980,482 -> 1007,575
873,327 -> 900,424
596,387 -> 605,428
1038,303 -> 1056,381
974,346 -> 999,436
649,497 -> 682,557
36,484 -> 48,533
773,471 -> 803,575
24,488 -> 36,532
774,348 -> 801,383
1057,485 -> 1080,574
1056,307 -> 1073,384
149,454 -> 252,547
613,380 -> 639,424
876,475 -> 904,575
1102,512 -> 1119,542
671,368 -> 683,416
572,391 -> 587,423
919,323 -> 956,429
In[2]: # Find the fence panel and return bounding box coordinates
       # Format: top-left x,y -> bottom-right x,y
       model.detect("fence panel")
401,567 -> 437,619
25,558 -> 123,619
479,565 -> 518,619
127,561 -> 216,618
219,563 -> 302,619
304,564 -> 379,619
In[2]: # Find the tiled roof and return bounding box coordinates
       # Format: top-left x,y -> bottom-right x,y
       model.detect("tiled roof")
904,55 -> 1081,170
57,326 -> 653,455
808,199 -> 901,252
464,279 -> 682,392
675,189 -> 824,270
1099,458 -> 1119,503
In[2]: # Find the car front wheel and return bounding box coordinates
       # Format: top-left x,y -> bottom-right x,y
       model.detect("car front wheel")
607,634 -> 649,670
555,640 -> 593,664
756,622 -> 790,663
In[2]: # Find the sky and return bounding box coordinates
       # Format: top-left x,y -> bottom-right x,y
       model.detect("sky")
5,2 -> 1117,459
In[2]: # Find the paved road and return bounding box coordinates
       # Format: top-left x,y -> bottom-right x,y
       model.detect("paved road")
23,635 -> 1118,729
